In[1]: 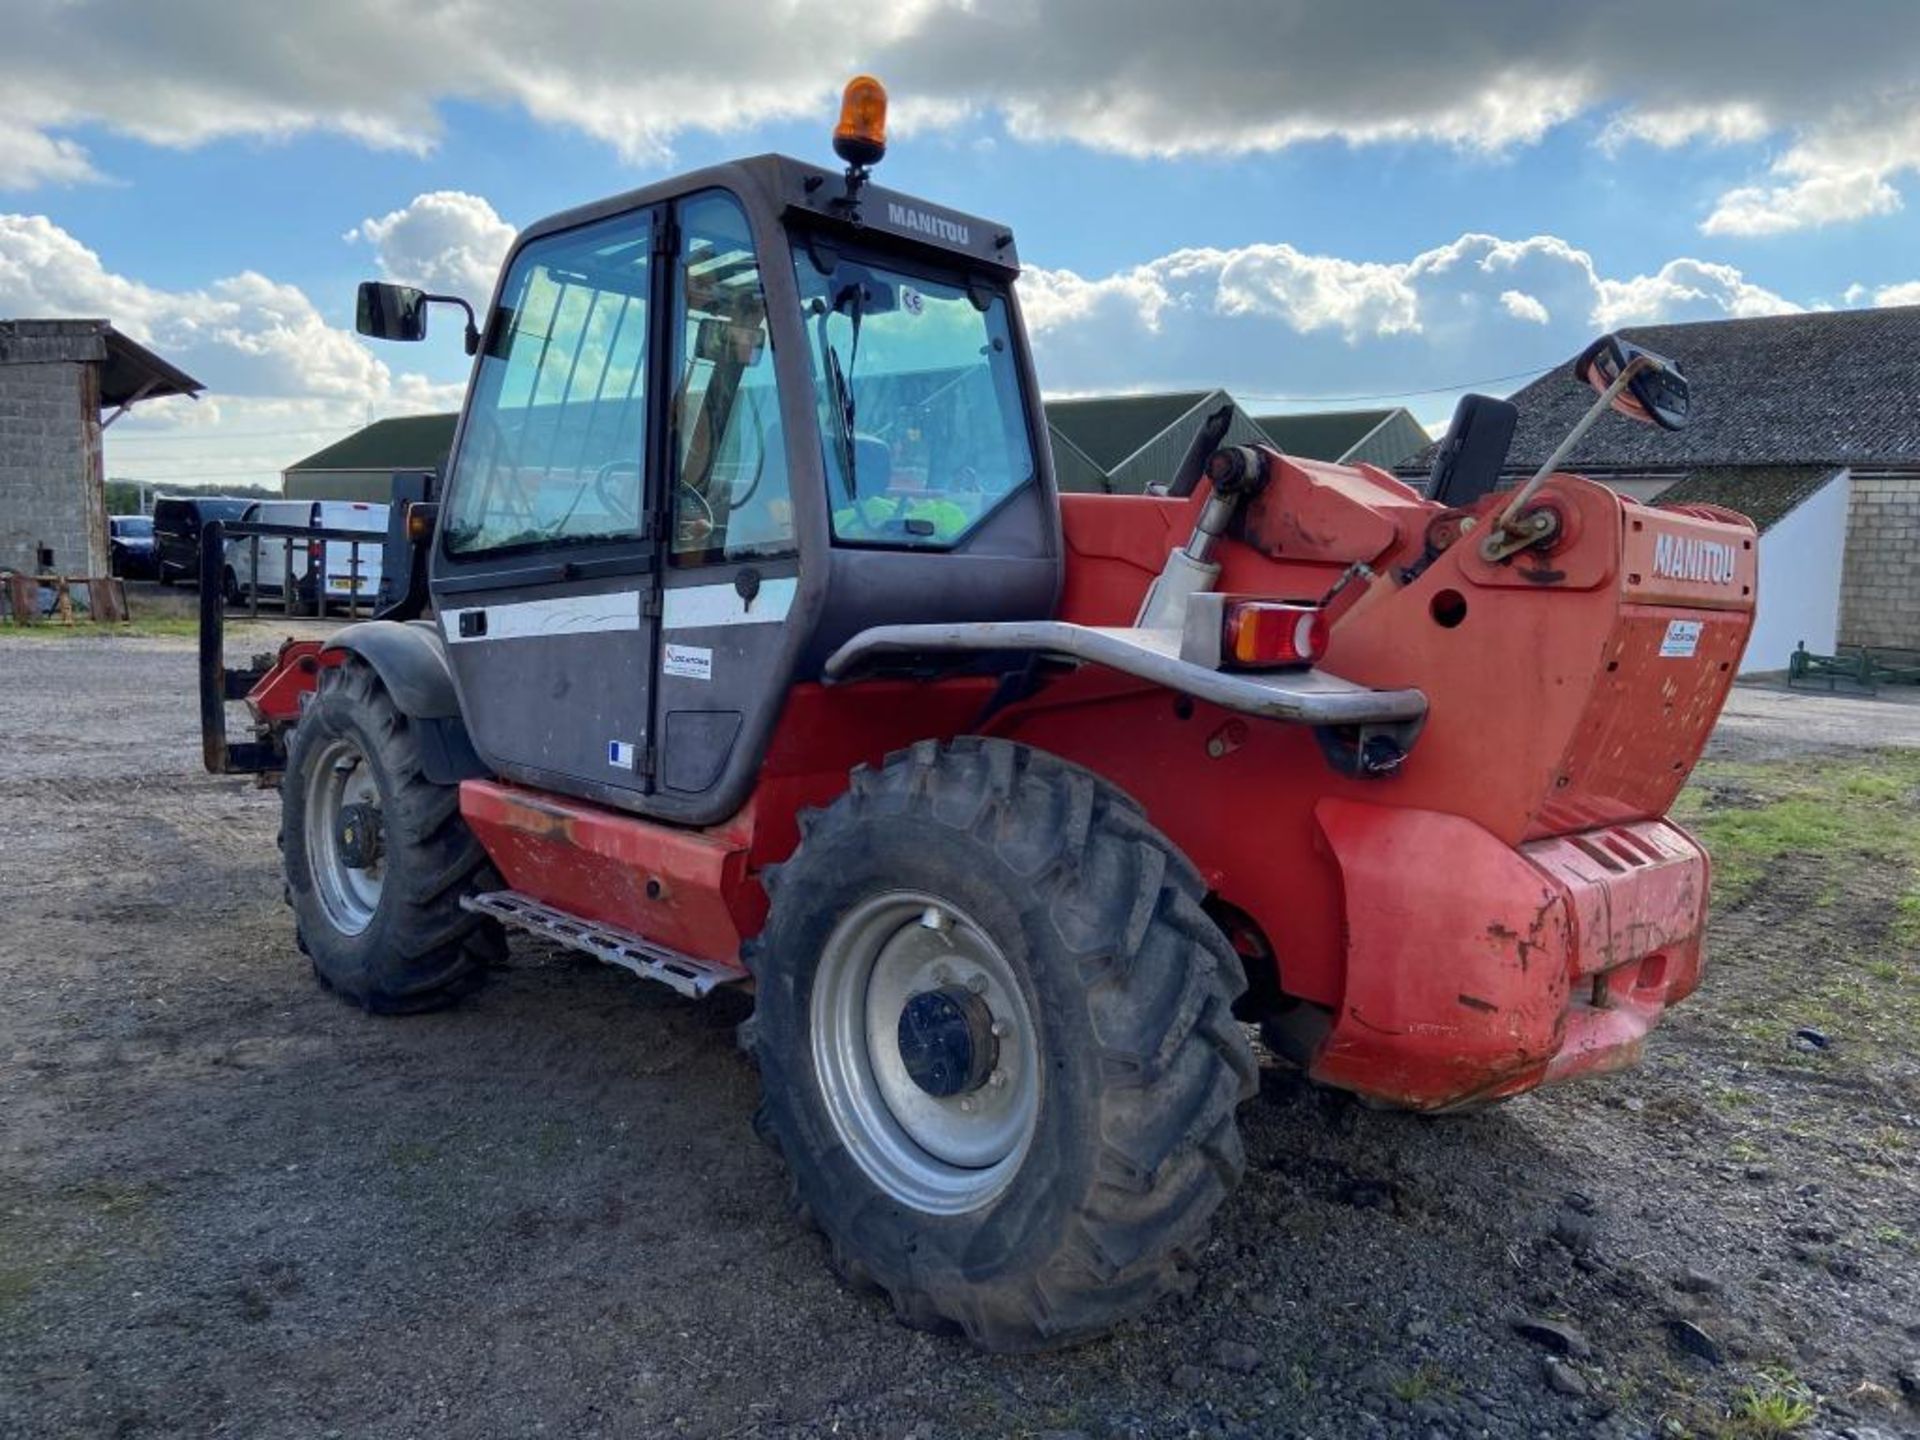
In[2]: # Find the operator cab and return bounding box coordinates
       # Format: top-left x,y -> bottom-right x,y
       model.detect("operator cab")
357,80 -> 1057,827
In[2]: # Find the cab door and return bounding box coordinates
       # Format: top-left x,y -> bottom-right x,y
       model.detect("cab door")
432,205 -> 664,807
652,190 -> 801,803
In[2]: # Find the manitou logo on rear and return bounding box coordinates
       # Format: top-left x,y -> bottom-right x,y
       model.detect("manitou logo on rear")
1652,532 -> 1736,585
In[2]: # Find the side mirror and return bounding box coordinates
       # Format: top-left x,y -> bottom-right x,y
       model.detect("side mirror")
356,282 -> 429,342
1575,334 -> 1690,431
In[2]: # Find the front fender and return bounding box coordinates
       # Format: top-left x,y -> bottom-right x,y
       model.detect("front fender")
325,619 -> 460,719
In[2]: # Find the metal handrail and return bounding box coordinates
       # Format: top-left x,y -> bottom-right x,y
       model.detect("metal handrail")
217,519 -> 383,620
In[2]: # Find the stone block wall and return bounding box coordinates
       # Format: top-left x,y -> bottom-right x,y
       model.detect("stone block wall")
1838,470 -> 1920,650
0,359 -> 103,576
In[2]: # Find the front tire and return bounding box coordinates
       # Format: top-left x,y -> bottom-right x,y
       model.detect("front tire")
748,738 -> 1256,1351
281,658 -> 500,1012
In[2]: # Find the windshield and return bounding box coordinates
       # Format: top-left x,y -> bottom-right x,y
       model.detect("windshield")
114,518 -> 153,537
791,244 -> 1035,548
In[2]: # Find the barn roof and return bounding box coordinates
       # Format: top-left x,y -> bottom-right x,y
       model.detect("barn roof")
0,318 -> 203,409
1651,464 -> 1844,533
1043,391 -> 1215,472
1254,408 -> 1396,461
1489,306 -> 1920,471
287,412 -> 458,472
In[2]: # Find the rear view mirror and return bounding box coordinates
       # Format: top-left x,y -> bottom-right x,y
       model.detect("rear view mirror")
1575,334 -> 1690,431
356,282 -> 430,342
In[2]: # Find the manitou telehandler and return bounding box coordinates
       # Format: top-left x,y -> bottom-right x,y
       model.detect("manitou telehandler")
199,77 -> 1755,1350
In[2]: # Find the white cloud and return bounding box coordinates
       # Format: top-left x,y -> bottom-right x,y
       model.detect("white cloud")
2,0 -> 1919,251
1871,280 -> 1920,307
1699,99 -> 1920,236
0,213 -> 462,487
1021,231 -> 1803,419
1600,103 -> 1770,153
350,192 -> 517,300
0,117 -> 99,189
1591,259 -> 1798,328
1500,290 -> 1551,324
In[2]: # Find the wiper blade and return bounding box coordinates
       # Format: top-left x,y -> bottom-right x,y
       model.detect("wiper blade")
825,345 -> 859,501
817,281 -> 866,502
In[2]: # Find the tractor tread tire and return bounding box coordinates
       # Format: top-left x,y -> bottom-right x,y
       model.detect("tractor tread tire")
280,657 -> 500,1014
747,736 -> 1255,1352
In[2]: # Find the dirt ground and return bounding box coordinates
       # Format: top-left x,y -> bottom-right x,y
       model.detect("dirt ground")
2,634 -> 1917,1440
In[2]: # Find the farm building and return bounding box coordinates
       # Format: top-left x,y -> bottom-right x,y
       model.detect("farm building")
1253,407 -> 1429,468
1044,390 -> 1269,494
1401,306 -> 1920,673
284,412 -> 458,503
1044,393 -> 1428,494
0,319 -> 202,576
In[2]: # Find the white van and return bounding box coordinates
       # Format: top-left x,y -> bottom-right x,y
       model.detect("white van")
225,500 -> 387,609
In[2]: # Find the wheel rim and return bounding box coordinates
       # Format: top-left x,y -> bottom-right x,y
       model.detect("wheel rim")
304,736 -> 384,936
811,890 -> 1041,1215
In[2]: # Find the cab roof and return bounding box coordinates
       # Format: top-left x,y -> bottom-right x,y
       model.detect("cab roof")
515,153 -> 1021,279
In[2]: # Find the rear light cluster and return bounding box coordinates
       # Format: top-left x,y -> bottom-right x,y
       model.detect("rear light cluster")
1221,600 -> 1328,670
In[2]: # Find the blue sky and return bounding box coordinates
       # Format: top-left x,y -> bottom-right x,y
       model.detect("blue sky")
4,1 -> 1919,490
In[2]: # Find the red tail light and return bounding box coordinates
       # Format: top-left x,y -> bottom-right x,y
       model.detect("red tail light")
1223,600 -> 1328,670
308,539 -> 324,563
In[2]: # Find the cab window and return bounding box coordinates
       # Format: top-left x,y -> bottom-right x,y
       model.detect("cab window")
791,248 -> 1036,549
668,191 -> 792,566
445,210 -> 652,556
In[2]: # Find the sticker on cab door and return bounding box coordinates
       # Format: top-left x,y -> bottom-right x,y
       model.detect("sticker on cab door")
608,740 -> 637,771
1659,619 -> 1703,658
663,643 -> 713,680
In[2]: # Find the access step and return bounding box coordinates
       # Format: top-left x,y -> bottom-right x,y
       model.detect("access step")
461,890 -> 747,999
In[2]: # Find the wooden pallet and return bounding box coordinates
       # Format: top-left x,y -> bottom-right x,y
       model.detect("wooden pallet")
1,573 -> 130,626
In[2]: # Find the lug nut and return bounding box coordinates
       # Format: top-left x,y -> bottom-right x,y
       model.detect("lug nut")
920,906 -> 950,932
966,973 -> 988,995
959,1097 -> 975,1113
989,1069 -> 1008,1088
990,1020 -> 1011,1039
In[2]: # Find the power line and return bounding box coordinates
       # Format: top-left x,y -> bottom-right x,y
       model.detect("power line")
1232,363 -> 1561,407
106,424 -> 374,445
109,465 -> 289,480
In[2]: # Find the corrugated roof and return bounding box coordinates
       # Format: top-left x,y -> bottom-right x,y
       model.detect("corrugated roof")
1480,307 -> 1920,471
0,318 -> 203,407
1652,465 -> 1844,533
1043,391 -> 1214,471
1254,408 -> 1395,461
288,412 -> 458,472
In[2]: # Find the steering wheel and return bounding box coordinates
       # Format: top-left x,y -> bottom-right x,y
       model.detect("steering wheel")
675,479 -> 716,545
593,461 -> 642,527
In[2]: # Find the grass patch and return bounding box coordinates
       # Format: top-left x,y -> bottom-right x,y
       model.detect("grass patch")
1390,1363 -> 1459,1403
1713,1371 -> 1816,1438
1679,752 -> 1920,911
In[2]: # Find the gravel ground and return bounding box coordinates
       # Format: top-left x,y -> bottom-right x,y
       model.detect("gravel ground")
2,638 -> 1917,1440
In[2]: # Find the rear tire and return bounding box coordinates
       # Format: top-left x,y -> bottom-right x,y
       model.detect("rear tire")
281,657 -> 500,1012
747,738 -> 1256,1351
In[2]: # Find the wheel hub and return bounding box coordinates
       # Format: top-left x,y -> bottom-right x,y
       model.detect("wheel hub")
810,891 -> 1041,1214
898,986 -> 999,1097
304,737 -> 385,937
334,801 -> 383,870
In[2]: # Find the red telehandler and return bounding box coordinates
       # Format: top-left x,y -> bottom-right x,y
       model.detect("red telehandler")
198,78 -> 1755,1350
